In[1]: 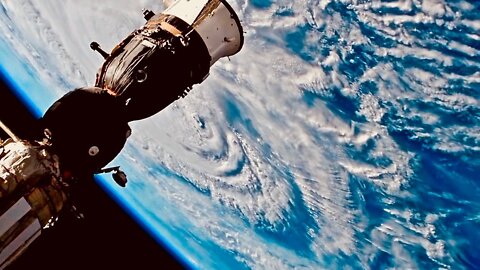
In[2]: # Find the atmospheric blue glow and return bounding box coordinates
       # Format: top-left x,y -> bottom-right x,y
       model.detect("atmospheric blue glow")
0,40 -> 49,118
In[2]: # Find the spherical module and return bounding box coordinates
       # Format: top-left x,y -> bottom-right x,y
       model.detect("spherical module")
41,87 -> 130,175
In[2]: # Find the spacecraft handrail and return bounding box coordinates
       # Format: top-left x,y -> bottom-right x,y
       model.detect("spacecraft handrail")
0,120 -> 20,142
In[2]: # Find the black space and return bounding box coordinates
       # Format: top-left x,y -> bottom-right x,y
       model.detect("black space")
0,75 -> 187,269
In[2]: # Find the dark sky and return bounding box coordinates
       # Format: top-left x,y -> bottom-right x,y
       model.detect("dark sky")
0,75 -> 187,270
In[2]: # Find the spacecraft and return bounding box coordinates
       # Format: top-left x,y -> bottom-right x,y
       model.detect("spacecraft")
93,0 -> 244,121
0,0 -> 243,267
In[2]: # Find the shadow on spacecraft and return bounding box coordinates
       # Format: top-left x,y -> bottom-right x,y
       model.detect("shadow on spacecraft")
0,0 -> 243,267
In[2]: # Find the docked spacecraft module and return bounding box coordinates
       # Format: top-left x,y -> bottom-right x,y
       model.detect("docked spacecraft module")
0,0 -> 244,267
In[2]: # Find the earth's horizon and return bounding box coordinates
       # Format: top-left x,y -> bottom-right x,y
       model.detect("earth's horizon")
1,0 -> 479,269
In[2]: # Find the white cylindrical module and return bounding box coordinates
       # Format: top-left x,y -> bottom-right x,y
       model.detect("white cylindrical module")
0,140 -> 66,268
162,0 -> 244,65
0,197 -> 42,269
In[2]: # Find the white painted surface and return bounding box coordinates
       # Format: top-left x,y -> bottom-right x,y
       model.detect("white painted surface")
0,198 -> 31,237
163,0 -> 243,64
0,215 -> 41,269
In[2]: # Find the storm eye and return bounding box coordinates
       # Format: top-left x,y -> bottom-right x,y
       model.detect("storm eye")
88,146 -> 100,156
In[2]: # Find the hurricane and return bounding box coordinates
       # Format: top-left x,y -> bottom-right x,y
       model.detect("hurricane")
0,0 -> 479,269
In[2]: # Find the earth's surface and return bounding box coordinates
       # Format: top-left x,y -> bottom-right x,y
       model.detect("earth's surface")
0,0 -> 479,269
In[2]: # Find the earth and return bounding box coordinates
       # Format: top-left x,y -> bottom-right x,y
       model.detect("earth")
0,0 -> 479,269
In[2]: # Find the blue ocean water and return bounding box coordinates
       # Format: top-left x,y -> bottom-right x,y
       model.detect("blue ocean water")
285,1 -> 480,268
0,0 -> 479,269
